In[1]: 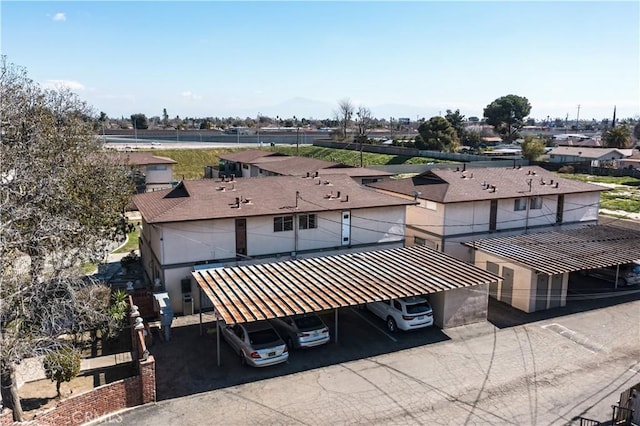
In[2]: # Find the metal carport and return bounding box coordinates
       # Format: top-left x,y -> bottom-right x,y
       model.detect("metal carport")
192,245 -> 500,365
463,224 -> 640,312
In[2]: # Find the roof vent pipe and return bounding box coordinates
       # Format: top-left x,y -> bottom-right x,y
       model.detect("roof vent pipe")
462,163 -> 466,172
235,197 -> 240,209
341,195 -> 349,202
554,182 -> 559,188
315,171 -> 319,177
306,172 -> 310,178
336,191 -> 341,199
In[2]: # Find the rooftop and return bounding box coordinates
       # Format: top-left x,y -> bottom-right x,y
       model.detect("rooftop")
106,151 -> 177,166
134,174 -> 415,224
367,165 -> 606,203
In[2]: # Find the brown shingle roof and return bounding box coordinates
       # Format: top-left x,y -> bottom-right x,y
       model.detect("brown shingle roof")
217,149 -> 283,163
106,152 -> 177,166
317,167 -> 393,178
368,166 -> 605,203
134,174 -> 415,224
251,156 -> 341,176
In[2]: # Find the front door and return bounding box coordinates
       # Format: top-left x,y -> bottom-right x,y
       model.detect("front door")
341,211 -> 351,246
235,218 -> 247,259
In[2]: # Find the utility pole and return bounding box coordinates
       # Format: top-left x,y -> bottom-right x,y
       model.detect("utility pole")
576,104 -> 581,130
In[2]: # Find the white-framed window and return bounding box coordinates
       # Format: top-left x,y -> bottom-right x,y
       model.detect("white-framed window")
414,237 -> 426,246
530,196 -> 543,210
299,214 -> 317,230
514,198 -> 527,211
274,215 -> 293,232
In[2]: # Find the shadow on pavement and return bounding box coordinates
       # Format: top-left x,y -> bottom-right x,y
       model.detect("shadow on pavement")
150,307 -> 451,401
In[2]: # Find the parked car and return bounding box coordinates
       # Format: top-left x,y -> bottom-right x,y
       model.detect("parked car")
220,321 -> 289,367
366,296 -> 434,332
270,314 -> 330,349
582,261 -> 640,287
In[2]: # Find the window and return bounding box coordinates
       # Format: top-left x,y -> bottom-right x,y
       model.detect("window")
514,198 -> 527,211
530,196 -> 543,210
274,215 -> 293,232
299,214 -> 317,230
147,165 -> 167,171
414,237 -> 426,246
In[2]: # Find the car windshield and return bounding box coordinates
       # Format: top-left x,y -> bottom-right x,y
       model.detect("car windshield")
406,302 -> 431,314
248,328 -> 280,346
294,315 -> 323,330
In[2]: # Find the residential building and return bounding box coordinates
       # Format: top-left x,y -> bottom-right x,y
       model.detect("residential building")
214,149 -> 392,184
134,174 -> 414,313
109,151 -> 177,192
367,165 -> 607,262
548,147 -> 629,167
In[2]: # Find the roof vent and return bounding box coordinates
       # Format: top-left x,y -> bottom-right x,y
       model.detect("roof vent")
216,186 -> 226,191
489,185 -> 497,193
341,195 -> 349,202
554,182 -> 559,188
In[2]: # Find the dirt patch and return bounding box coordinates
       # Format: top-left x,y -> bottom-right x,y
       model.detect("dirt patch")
18,375 -> 94,419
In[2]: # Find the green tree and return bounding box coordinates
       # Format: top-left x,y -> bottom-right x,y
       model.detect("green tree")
162,108 -> 169,128
130,113 -> 148,130
1,57 -> 132,421
462,130 -> 483,148
417,116 -> 460,152
483,94 -> 532,142
520,135 -> 546,161
444,109 -> 466,140
43,347 -> 81,399
602,125 -> 631,148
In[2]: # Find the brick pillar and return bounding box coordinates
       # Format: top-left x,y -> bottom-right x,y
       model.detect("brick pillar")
139,355 -> 156,404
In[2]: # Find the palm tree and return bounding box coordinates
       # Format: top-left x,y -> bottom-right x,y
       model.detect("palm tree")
602,125 -> 631,148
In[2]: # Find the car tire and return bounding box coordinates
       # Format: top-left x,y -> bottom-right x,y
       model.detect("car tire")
386,317 -> 397,333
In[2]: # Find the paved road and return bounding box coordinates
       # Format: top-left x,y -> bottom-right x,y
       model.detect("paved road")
103,298 -> 640,425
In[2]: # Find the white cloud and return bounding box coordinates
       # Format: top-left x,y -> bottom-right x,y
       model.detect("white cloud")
52,12 -> 66,22
181,91 -> 203,100
43,80 -> 85,91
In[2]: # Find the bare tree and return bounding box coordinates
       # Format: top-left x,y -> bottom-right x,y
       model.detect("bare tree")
335,98 -> 354,141
1,56 -> 132,421
355,106 -> 374,167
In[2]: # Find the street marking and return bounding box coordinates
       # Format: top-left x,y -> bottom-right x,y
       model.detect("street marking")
541,323 -> 605,354
349,307 -> 398,342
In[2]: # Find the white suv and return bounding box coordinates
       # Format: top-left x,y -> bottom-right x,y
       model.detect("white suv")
366,296 -> 434,332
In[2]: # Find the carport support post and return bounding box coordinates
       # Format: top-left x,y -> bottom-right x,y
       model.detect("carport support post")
334,309 -> 339,344
199,286 -> 203,336
615,265 -> 620,289
217,317 -> 221,367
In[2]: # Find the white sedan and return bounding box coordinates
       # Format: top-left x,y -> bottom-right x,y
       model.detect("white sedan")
221,321 -> 289,367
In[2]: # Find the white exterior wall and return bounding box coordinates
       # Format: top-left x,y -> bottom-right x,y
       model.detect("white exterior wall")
444,201 -> 491,235
162,219 -> 236,264
562,192 -> 600,223
351,206 -> 406,245
144,165 -> 173,186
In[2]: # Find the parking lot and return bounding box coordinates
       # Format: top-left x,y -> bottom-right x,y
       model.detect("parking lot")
152,305 -> 456,401
150,274 -> 640,403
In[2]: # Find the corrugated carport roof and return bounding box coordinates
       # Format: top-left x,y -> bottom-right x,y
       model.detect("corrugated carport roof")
463,224 -> 640,275
192,245 -> 499,325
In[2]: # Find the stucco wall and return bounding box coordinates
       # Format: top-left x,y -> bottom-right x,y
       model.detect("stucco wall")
429,285 -> 489,329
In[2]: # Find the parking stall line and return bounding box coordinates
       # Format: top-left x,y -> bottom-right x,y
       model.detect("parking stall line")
349,307 -> 398,343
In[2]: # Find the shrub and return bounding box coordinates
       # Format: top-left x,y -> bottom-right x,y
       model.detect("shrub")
43,346 -> 81,398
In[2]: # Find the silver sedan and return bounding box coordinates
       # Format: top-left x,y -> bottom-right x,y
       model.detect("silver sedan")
221,321 -> 289,367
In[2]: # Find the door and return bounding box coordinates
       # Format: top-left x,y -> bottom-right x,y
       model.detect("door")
549,274 -> 563,308
235,218 -> 247,259
489,200 -> 498,231
556,194 -> 564,224
341,211 -> 351,246
501,266 -> 514,305
487,261 -> 500,298
535,274 -> 549,311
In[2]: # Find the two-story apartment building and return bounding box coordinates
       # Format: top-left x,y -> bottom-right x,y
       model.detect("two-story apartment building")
367,165 -> 607,262
134,173 -> 415,313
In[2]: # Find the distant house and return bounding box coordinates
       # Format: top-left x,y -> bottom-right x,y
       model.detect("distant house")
109,152 -> 177,192
367,165 -> 606,262
134,174 -> 414,313
548,147 -> 628,167
619,150 -> 640,170
214,149 -> 392,184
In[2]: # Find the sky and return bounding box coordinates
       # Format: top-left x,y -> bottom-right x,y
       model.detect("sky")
2,1 -> 639,122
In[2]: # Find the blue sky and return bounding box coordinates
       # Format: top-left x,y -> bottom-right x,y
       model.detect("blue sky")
2,1 -> 638,121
